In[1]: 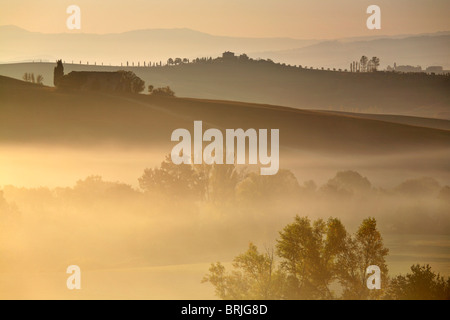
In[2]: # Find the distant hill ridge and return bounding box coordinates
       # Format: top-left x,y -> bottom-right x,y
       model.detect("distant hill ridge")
1,25 -> 449,69
1,58 -> 448,119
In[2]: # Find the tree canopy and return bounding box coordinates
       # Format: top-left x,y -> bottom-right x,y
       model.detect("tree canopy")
203,216 -> 396,300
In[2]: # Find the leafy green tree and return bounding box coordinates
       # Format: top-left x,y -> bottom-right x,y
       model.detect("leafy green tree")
395,177 -> 440,197
320,171 -> 372,197
70,175 -> 137,203
132,77 -> 145,93
239,54 -> 249,61
235,170 -> 300,203
118,71 -> 145,93
139,155 -> 202,200
385,264 -> 450,300
151,86 -> 175,97
202,243 -> 286,300
337,217 -> 389,299
276,216 -> 347,299
202,214 -> 447,300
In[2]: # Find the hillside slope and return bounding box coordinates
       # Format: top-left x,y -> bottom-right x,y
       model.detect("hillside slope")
1,61 -> 449,119
320,111 -> 450,131
1,75 -> 449,156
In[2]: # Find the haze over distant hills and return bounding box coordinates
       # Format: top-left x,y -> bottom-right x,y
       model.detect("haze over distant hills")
1,25 -> 449,120
0,25 -> 316,64
1,25 -> 449,70
255,34 -> 450,70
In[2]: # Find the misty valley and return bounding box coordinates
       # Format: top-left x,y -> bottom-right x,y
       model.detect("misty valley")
0,33 -> 449,299
0,142 -> 449,299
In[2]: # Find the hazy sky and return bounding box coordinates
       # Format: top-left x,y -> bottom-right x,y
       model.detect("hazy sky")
1,0 -> 449,38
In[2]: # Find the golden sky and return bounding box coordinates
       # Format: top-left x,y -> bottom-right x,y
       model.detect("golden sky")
1,0 -> 449,38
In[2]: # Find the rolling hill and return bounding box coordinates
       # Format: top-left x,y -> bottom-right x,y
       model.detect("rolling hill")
1,60 -> 449,119
1,75 -> 449,155
319,111 -> 450,131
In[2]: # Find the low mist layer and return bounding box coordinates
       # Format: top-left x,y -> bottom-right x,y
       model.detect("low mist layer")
1,154 -> 449,298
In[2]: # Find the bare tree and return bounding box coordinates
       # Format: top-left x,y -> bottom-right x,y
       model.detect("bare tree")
36,74 -> 44,85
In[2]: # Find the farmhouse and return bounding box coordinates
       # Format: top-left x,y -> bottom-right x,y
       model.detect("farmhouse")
53,60 -> 145,93
222,51 -> 236,60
